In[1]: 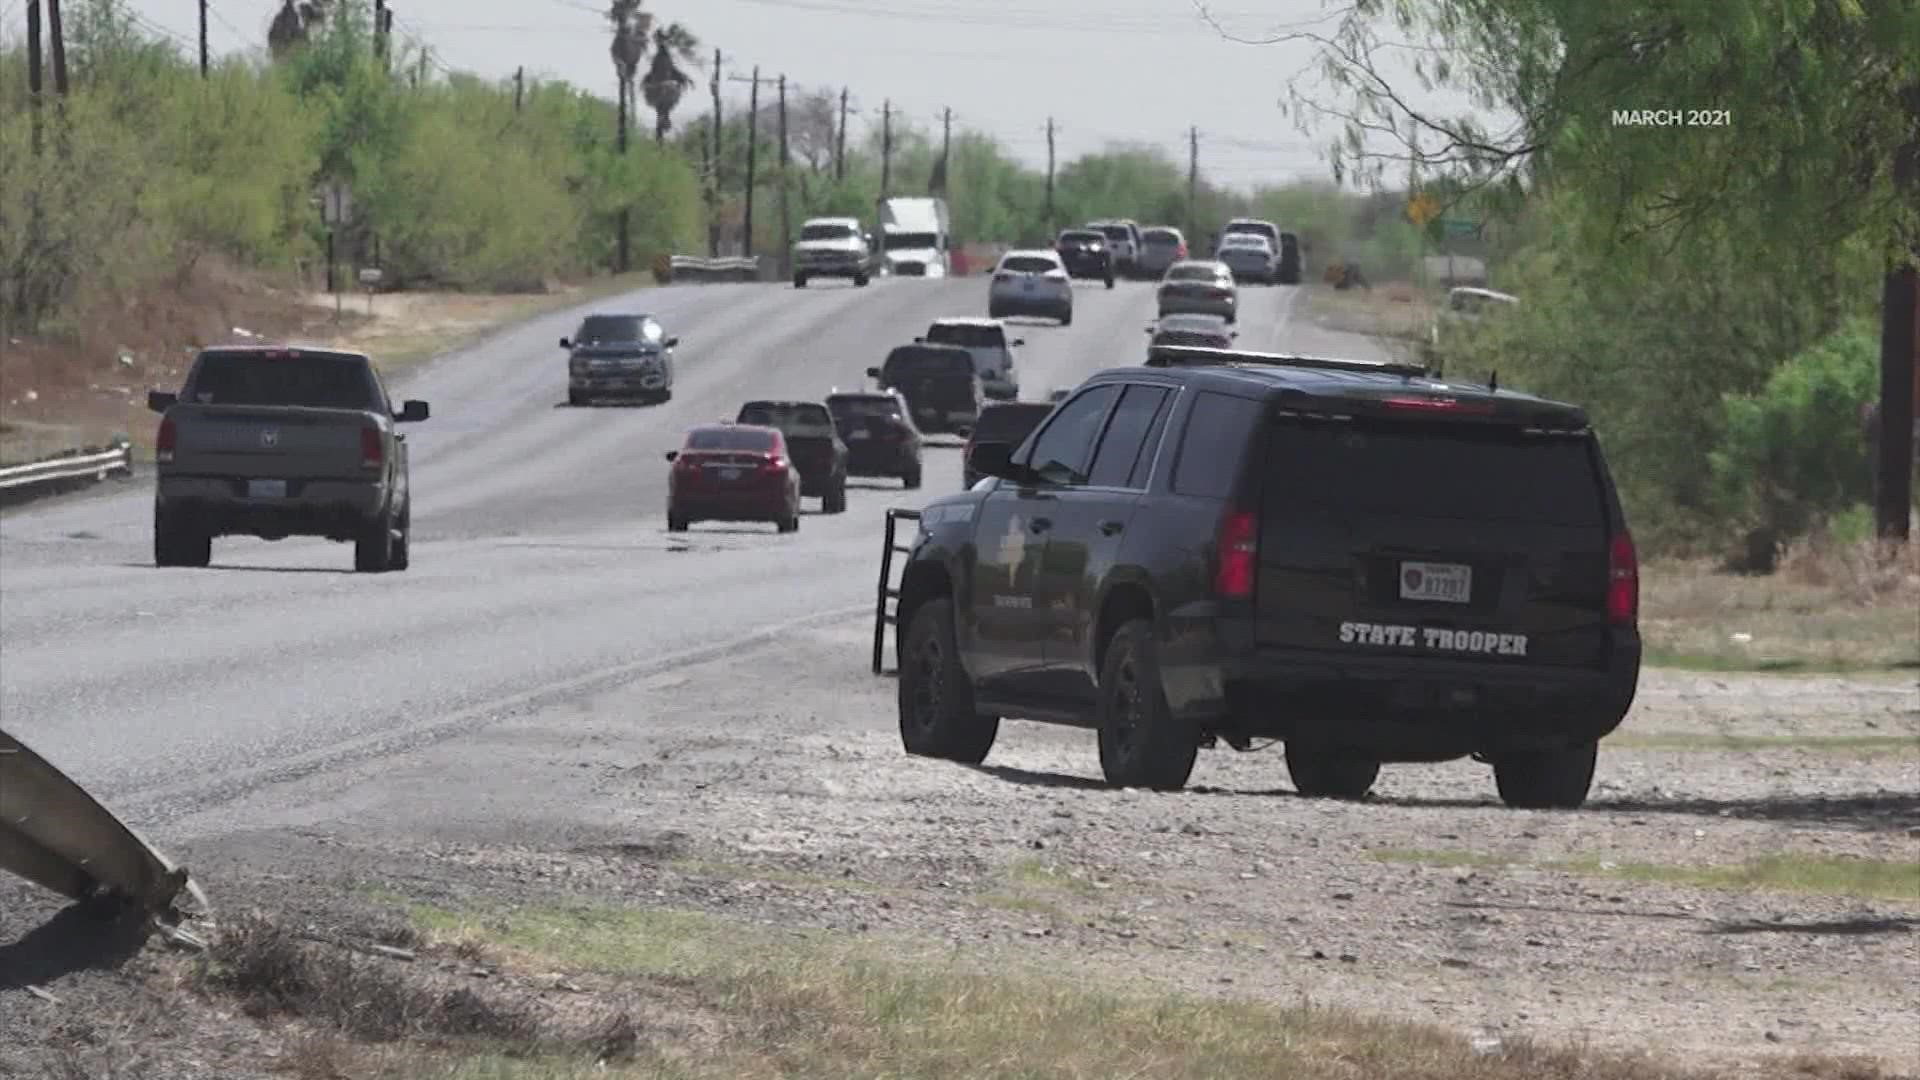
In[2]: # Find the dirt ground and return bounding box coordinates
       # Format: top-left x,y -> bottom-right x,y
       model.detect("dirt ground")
3,617 -> 1913,1079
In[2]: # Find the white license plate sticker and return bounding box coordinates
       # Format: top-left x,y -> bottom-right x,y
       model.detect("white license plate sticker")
848,430 -> 871,440
246,479 -> 287,499
1400,561 -> 1471,603
719,467 -> 741,481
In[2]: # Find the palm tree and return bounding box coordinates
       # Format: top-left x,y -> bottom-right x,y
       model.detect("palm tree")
640,23 -> 701,144
267,0 -> 330,59
607,0 -> 652,154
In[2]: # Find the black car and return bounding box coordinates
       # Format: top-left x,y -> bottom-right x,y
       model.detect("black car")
1053,229 -> 1116,288
867,344 -> 983,436
827,390 -> 923,489
1276,232 -> 1302,284
562,313 -> 678,406
960,401 -> 1055,489
736,399 -> 849,512
882,346 -> 1641,809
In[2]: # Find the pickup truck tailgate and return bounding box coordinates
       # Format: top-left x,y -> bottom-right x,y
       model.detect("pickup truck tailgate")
166,405 -> 377,480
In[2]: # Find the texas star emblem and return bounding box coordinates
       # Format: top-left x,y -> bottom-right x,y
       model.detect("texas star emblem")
259,428 -> 279,449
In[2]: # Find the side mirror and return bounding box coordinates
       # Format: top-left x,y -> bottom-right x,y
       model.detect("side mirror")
866,366 -> 882,380
397,399 -> 430,423
664,450 -> 679,462
147,390 -> 177,414
912,336 -> 925,343
559,338 -> 572,350
664,336 -> 680,348
966,440 -> 1020,483
1010,338 -> 1025,346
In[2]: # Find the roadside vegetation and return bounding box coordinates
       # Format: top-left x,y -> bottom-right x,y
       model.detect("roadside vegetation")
1373,849 -> 1920,904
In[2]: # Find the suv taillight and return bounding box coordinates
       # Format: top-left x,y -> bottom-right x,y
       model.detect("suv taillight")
156,417 -> 176,463
760,454 -> 786,473
1213,509 -> 1257,598
361,425 -> 384,470
1607,531 -> 1638,625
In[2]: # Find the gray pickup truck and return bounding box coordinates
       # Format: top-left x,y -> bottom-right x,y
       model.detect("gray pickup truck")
146,346 -> 429,572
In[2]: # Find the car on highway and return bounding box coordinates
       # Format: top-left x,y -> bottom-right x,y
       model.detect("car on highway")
1216,233 -> 1277,284
1219,216 -> 1281,252
147,345 -> 429,572
664,423 -> 801,534
826,390 -> 924,489
1157,260 -> 1238,323
1145,313 -> 1236,361
883,346 -> 1640,809
868,343 -> 984,436
562,313 -> 678,406
960,401 -> 1054,489
987,249 -> 1074,325
917,317 -> 1023,401
1052,229 -> 1116,287
735,399 -> 849,513
791,216 -> 875,288
1086,219 -> 1144,278
1275,231 -> 1303,284
1135,226 -> 1187,278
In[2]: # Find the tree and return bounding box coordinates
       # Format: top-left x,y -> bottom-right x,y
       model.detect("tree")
1232,0 -> 1919,541
606,0 -> 651,153
267,0 -> 331,59
639,23 -> 699,144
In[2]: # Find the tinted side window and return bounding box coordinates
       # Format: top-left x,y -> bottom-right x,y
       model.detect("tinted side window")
1171,391 -> 1262,498
1088,385 -> 1171,488
1128,388 -> 1178,488
1021,385 -> 1120,485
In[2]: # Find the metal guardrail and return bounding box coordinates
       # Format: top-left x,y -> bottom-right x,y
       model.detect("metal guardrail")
873,508 -> 922,675
654,253 -> 768,284
0,439 -> 135,496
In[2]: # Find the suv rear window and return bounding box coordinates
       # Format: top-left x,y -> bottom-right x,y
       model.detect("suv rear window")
1098,226 -> 1132,243
885,348 -> 974,377
1001,255 -> 1058,274
828,396 -> 903,420
1058,231 -> 1103,245
738,402 -> 836,438
926,323 -> 1006,349
186,352 -> 380,410
1264,420 -> 1604,526
1172,391 -> 1262,498
1141,230 -> 1181,244
688,427 -> 777,452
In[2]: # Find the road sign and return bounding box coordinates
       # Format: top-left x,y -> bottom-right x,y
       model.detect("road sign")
1406,192 -> 1439,227
1439,217 -> 1479,237
321,181 -> 354,226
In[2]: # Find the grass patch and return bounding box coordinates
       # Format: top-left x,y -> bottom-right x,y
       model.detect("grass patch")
1609,732 -> 1918,758
386,900 -> 1891,1080
1301,283 -> 1437,344
1374,850 -> 1920,903
1005,855 -> 1104,896
1640,552 -> 1920,673
664,856 -> 892,894
348,273 -> 655,373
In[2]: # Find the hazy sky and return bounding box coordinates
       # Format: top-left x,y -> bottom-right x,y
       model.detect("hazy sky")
69,0 -> 1485,191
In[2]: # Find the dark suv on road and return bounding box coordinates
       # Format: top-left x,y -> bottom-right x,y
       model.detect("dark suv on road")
827,390 -> 924,489
736,399 -> 849,513
562,313 -> 678,406
883,347 -> 1642,810
1054,229 -> 1116,288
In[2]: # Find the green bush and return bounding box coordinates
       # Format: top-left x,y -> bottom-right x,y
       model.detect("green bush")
1709,321 -> 1881,545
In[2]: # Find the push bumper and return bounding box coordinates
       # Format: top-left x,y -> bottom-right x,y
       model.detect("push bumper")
156,475 -> 387,540
572,371 -> 669,396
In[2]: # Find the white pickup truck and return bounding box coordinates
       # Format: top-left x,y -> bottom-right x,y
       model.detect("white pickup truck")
791,217 -> 875,288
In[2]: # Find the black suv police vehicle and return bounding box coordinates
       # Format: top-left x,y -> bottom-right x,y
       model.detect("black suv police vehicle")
883,347 -> 1641,810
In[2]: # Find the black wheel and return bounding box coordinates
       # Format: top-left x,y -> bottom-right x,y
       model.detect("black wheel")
153,512 -> 211,568
1095,619 -> 1196,790
1491,742 -> 1598,809
1059,309 -> 1073,326
898,597 -> 999,763
793,273 -> 808,288
567,390 -> 586,406
1104,276 -> 1115,289
824,479 -> 847,514
854,273 -> 870,287
654,389 -> 673,404
902,465 -> 922,489
1285,748 -> 1380,800
354,510 -> 395,573
777,500 -> 800,533
987,306 -> 1003,320
388,502 -> 411,571
666,511 -> 689,532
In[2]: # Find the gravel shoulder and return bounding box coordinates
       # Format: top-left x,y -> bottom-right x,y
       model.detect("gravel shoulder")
4,620 -> 1913,1076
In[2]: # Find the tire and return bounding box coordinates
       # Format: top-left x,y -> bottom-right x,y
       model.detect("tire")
1491,742 -> 1598,810
902,465 -> 922,489
854,273 -> 870,287
388,502 -> 411,572
777,500 -> 800,533
354,510 -> 395,573
1104,276 -> 1115,289
824,478 -> 847,514
666,511 -> 689,532
654,389 -> 673,404
1095,619 -> 1197,790
988,304 -> 1004,320
793,273 -> 808,288
898,597 -> 999,763
568,390 -> 586,406
153,511 -> 211,568
1285,748 -> 1380,800
1059,309 -> 1073,327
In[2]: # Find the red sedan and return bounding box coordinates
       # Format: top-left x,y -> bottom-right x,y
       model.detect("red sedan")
665,424 -> 802,533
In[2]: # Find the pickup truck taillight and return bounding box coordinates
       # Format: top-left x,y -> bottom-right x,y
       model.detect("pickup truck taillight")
156,417 -> 176,464
360,425 -> 384,470
1213,509 -> 1257,599
1607,530 -> 1639,626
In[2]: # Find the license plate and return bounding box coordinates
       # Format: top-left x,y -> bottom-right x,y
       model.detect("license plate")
246,479 -> 287,499
720,467 -> 741,481
848,430 -> 871,440
1400,561 -> 1471,603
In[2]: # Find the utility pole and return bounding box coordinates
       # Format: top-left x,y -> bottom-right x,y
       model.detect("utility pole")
380,7 -> 394,73
1043,118 -> 1056,232
835,87 -> 848,182
47,0 -> 66,97
1186,126 -> 1199,241
26,0 -> 43,154
513,66 -> 524,112
199,0 -> 209,76
880,99 -> 893,198
372,0 -> 385,63
941,106 -> 952,166
709,48 -> 722,256
734,66 -> 763,258
777,74 -> 791,276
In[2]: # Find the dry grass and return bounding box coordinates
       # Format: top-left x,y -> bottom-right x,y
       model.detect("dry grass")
1607,733 -> 1917,758
1640,540 -> 1920,673
1372,849 -> 1920,903
1301,282 -> 1437,343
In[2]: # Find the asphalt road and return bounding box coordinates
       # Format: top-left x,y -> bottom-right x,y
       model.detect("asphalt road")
0,276 -> 1387,832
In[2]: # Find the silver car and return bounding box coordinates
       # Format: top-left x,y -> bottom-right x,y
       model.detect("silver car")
1156,260 -> 1238,323
1136,226 -> 1187,277
1215,233 -> 1277,284
1144,313 -> 1237,360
